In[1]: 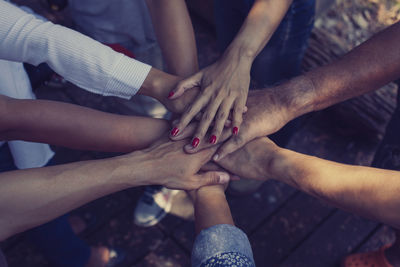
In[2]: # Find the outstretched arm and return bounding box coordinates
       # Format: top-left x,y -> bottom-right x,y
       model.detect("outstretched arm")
190,185 -> 234,234
0,138 -> 230,241
218,137 -> 400,229
213,20 -> 400,160
0,95 -> 168,152
0,0 -> 182,101
190,185 -> 255,267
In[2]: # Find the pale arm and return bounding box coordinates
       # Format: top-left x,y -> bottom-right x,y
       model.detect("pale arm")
0,138 -> 230,241
190,185 -> 255,267
145,0 -> 198,77
190,185 -> 234,235
218,137 -> 400,229
0,95 -> 168,152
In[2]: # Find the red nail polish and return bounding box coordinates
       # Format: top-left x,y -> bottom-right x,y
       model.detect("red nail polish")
168,91 -> 174,99
209,135 -> 217,144
233,127 -> 239,135
171,127 -> 179,136
192,138 -> 200,148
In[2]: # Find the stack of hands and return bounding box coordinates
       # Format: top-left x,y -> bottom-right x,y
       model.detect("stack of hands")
141,74 -> 314,190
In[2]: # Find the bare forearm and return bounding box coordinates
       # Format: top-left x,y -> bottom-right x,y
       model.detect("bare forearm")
225,0 -> 292,61
0,96 -> 168,152
194,188 -> 234,235
292,21 -> 400,117
0,153 -> 146,240
146,0 -> 198,76
273,148 -> 400,228
218,138 -> 400,228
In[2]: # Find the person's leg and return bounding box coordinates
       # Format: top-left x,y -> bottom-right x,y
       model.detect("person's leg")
27,215 -> 91,267
214,0 -> 248,53
0,143 -> 87,267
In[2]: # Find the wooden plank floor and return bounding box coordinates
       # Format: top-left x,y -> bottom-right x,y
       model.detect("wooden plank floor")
1,1 -> 397,266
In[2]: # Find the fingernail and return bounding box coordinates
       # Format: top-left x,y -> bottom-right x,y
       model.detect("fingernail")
167,91 -> 174,99
213,154 -> 219,161
192,137 -> 200,148
209,135 -> 217,144
171,127 -> 179,136
233,127 -> 239,135
218,172 -> 230,184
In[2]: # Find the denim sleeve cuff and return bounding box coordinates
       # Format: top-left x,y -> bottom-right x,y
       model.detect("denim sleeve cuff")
191,224 -> 255,267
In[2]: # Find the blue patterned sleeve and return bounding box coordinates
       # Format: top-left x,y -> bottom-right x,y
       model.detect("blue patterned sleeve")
191,224 -> 255,267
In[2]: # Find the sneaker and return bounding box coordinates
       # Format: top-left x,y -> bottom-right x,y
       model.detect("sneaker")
133,186 -> 179,227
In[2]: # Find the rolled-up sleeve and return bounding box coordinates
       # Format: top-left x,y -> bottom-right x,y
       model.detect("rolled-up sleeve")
0,0 -> 151,99
192,224 -> 255,267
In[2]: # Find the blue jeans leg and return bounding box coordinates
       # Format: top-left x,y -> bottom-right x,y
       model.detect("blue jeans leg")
214,0 -> 315,146
0,144 -> 90,267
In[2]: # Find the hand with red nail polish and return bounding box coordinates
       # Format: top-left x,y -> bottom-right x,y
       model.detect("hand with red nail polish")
192,137 -> 200,148
232,127 -> 239,135
171,127 -> 180,137
152,74 -> 200,115
209,135 -> 217,144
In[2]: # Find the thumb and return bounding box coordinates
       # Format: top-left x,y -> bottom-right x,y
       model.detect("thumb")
169,72 -> 202,99
194,171 -> 230,188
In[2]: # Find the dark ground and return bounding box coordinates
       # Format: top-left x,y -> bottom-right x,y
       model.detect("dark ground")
1,0 -> 398,266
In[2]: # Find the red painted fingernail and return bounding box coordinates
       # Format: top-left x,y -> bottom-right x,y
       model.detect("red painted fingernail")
233,127 -> 239,135
168,91 -> 174,99
209,135 -> 217,144
171,127 -> 179,136
192,137 -> 200,148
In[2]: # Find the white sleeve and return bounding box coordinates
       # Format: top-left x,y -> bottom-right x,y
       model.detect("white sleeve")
0,0 -> 151,99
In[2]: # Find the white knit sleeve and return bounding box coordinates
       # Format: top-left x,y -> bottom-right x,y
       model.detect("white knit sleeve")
0,0 -> 151,99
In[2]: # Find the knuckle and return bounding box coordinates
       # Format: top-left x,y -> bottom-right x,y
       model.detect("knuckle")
208,173 -> 219,184
176,81 -> 185,89
216,111 -> 226,120
234,117 -> 243,125
233,135 -> 245,145
202,112 -> 212,121
184,104 -> 193,114
235,105 -> 245,114
203,85 -> 214,94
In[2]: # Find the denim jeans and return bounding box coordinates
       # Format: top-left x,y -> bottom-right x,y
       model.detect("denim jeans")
214,0 -> 315,146
0,144 -> 90,267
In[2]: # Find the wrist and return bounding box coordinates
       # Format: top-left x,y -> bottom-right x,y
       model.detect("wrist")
222,45 -> 254,69
268,147 -> 309,188
112,151 -> 155,188
139,68 -> 179,101
196,186 -> 226,202
268,75 -> 317,122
